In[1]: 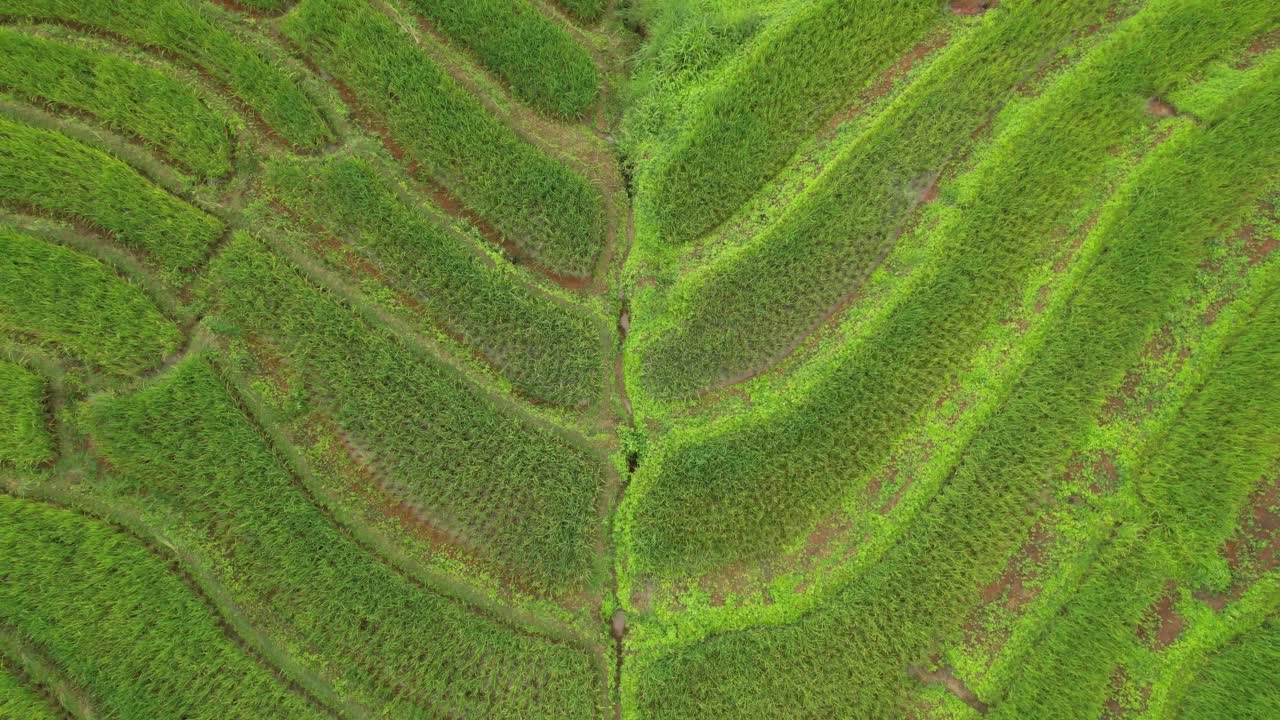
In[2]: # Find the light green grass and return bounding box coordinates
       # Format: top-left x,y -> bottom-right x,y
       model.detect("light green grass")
0,493 -> 325,719
0,361 -> 52,468
1179,617 -> 1280,720
6,0 -> 331,148
0,662 -> 59,720
284,0 -> 605,277
0,227 -> 180,374
404,0 -> 598,118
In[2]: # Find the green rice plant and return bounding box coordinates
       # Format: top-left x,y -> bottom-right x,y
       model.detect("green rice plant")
284,0 -> 605,278
0,228 -> 180,374
209,232 -> 607,591
638,0 -> 940,247
0,360 -> 52,468
0,661 -> 60,720
623,0 -> 1278,578
1179,617 -> 1280,720
5,0 -> 331,149
628,40 -> 1280,719
0,117 -> 223,279
556,0 -> 606,24
0,28 -> 232,178
635,0 -> 1117,400
0,494 -> 325,719
266,155 -> 608,408
87,356 -> 605,719
403,0 -> 598,118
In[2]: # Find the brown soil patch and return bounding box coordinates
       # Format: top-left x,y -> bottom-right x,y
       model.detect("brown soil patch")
1236,28 -> 1280,69
1224,475 -> 1280,576
1138,582 -> 1185,650
909,660 -> 989,714
1145,97 -> 1178,118
951,0 -> 999,16
979,520 -> 1050,611
1101,667 -> 1150,719
1236,225 -> 1280,267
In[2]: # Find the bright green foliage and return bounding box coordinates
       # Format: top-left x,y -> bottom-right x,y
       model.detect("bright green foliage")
5,0 -> 330,149
625,0 -> 1278,577
267,156 -> 608,407
0,361 -> 52,468
0,662 -> 60,719
639,0 -> 940,246
1180,617 -> 1280,720
405,0 -> 598,118
636,0 -> 1116,399
556,0 -> 606,24
0,117 -> 222,277
87,356 -> 605,719
0,494 -> 324,719
210,233 -> 607,591
630,39 -> 1280,718
0,228 -> 179,374
284,0 -> 605,277
0,29 -> 232,178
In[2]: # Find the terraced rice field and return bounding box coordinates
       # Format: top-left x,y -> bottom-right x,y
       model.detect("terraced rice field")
0,1 -> 1277,718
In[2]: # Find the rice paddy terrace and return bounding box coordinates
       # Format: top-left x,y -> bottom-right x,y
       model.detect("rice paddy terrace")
0,0 -> 1277,718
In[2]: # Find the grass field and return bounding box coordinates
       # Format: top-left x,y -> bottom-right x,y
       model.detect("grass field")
1,0 -> 1277,718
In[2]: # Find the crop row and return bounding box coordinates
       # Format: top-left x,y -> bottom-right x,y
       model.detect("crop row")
637,0 -> 940,247
633,0 -> 1118,401
1179,616 -> 1280,720
283,0 -> 605,278
87,356 -> 605,718
266,155 -> 609,409
0,227 -> 179,375
0,493 -> 325,719
6,0 -> 331,148
403,0 -> 598,118
626,29 -> 1280,717
0,659 -> 59,720
0,27 -> 232,178
621,0 -> 1277,579
210,232 -> 608,592
0,359 -> 50,467
0,116 -> 222,282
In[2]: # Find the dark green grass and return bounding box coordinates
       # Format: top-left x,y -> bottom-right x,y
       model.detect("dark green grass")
629,40 -> 1280,719
284,0 -> 605,278
0,116 -> 223,280
625,0 -> 1276,578
210,232 -> 607,592
87,356 -> 605,719
266,155 -> 608,408
555,0 -> 606,25
0,228 -> 180,375
0,493 -> 325,719
404,0 -> 598,118
635,0 -> 1117,400
1179,617 -> 1280,720
0,28 -> 232,178
638,0 -> 940,246
0,662 -> 59,720
5,0 -> 331,149
0,360 -> 51,468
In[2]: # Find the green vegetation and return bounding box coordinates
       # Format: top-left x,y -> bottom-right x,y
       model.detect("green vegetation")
87,355 -> 605,719
284,0 -> 605,277
0,117 -> 222,278
634,0 -> 1116,399
210,233 -> 607,590
624,0 -> 1278,577
0,228 -> 179,374
266,155 -> 608,407
0,28 -> 233,178
638,0 -> 940,246
404,0 -> 599,118
0,360 -> 52,468
0,493 -> 324,719
5,0 -> 331,148
0,662 -> 60,719
1180,617 -> 1280,720
557,0 -> 607,25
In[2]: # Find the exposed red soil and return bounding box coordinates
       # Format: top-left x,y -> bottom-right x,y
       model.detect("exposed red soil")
1203,475 -> 1280,609
1236,28 -> 1280,69
979,520 -> 1050,611
909,659 -> 989,714
1145,97 -> 1178,118
1101,667 -> 1151,719
1237,225 -> 1280,267
1137,582 -> 1185,650
951,0 -> 999,16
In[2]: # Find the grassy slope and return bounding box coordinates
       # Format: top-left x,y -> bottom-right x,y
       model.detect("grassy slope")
404,0 -> 598,118
0,360 -> 51,468
0,663 -> 59,720
87,355 -> 604,719
0,228 -> 179,374
627,30 -> 1280,719
0,493 -> 324,719
0,28 -> 232,178
266,155 -> 608,408
284,0 -> 605,278
634,0 -> 1117,401
622,0 -> 1276,579
0,117 -> 222,280
6,0 -> 330,148
1179,617 -> 1280,720
210,233 -> 607,592
638,0 -> 940,247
